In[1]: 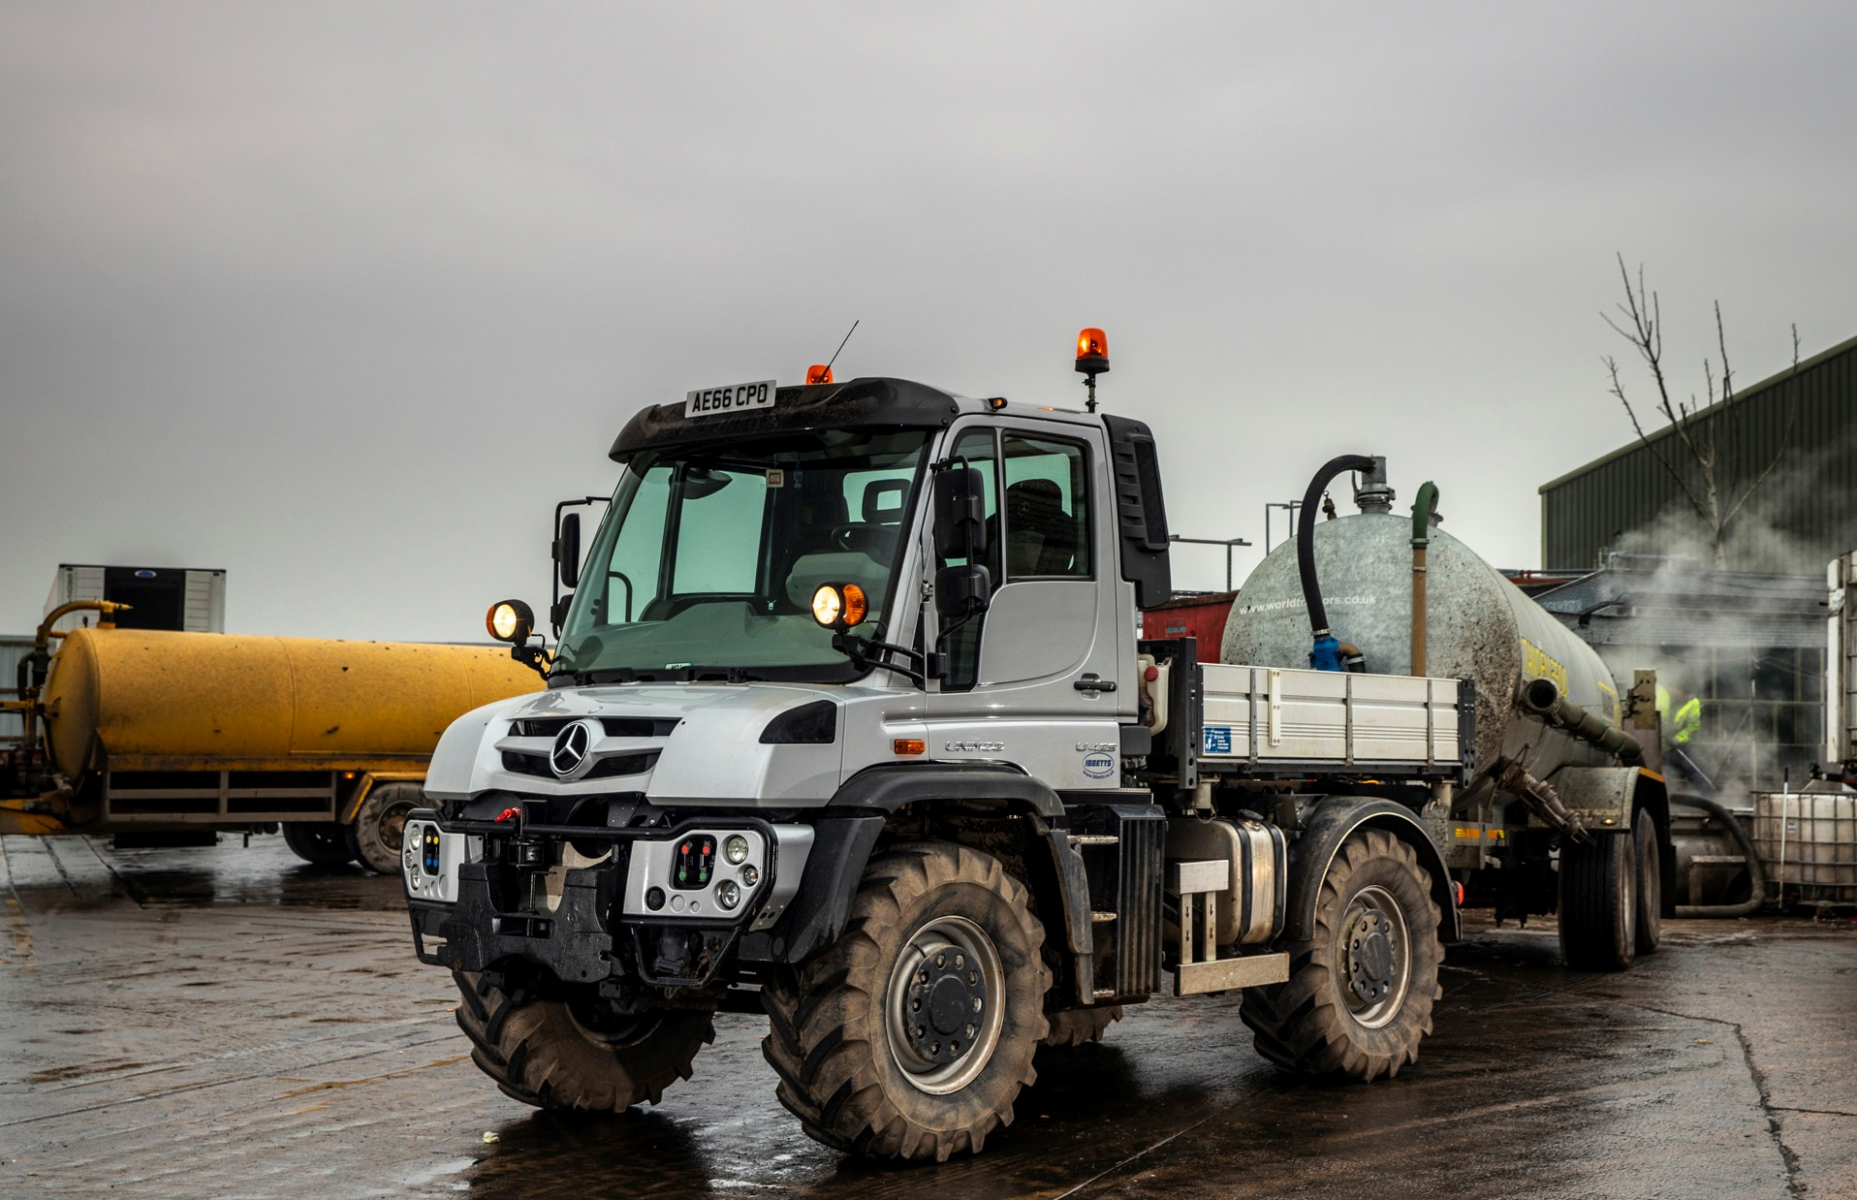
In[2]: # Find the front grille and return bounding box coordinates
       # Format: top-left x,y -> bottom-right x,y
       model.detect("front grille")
501,750 -> 662,780
510,717 -> 681,738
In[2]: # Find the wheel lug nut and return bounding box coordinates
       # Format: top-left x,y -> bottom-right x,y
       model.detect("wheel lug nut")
955,954 -> 964,969
934,953 -> 945,968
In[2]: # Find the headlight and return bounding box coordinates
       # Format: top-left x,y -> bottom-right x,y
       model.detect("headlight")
810,583 -> 867,629
724,834 -> 750,865
715,879 -> 742,910
486,599 -> 534,643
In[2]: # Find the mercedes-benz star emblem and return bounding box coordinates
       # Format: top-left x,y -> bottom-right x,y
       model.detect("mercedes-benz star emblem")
549,719 -> 600,780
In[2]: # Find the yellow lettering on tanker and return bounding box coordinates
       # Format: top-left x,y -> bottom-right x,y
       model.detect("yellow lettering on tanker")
1520,638 -> 1569,695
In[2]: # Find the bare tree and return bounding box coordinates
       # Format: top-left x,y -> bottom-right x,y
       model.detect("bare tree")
1602,254 -> 1800,569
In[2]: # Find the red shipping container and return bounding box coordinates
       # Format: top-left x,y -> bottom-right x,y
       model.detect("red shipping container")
1140,592 -> 1236,663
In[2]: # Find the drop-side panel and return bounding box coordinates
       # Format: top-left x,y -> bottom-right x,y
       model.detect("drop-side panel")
1198,664 -> 1463,770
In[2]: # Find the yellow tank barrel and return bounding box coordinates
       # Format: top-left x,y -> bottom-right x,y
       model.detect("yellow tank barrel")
42,628 -> 542,780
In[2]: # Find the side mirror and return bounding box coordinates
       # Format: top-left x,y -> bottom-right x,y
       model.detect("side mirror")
933,466 -> 989,561
554,513 -> 581,590
935,564 -> 992,620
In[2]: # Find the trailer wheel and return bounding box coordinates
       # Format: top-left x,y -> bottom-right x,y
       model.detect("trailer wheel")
346,782 -> 422,874
1559,830 -> 1636,970
1041,1005 -> 1123,1048
453,970 -> 713,1111
1239,829 -> 1442,1081
281,822 -> 355,866
1634,808 -> 1662,956
761,842 -> 1051,1162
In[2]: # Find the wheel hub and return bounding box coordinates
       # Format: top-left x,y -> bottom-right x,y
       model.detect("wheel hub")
1335,882 -> 1412,1028
884,914 -> 1007,1095
906,946 -> 984,1064
1347,910 -> 1399,1005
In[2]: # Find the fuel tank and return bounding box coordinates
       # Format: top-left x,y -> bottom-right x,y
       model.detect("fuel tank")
1221,511 -> 1624,785
42,628 -> 541,779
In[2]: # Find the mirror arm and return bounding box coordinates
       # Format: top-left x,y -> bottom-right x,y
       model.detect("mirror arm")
510,637 -> 553,680
831,632 -> 926,688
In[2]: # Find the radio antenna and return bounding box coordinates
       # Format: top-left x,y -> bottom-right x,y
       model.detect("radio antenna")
823,319 -> 859,377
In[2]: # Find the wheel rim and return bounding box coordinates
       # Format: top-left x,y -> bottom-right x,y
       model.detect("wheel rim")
566,995 -> 668,1051
376,801 -> 415,852
1337,884 -> 1411,1029
884,914 -> 1005,1095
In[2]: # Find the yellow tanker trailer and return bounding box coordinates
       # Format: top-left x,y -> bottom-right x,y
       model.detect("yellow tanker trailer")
2,603 -> 539,872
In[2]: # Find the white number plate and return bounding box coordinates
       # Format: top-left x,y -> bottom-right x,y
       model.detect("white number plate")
685,379 -> 777,418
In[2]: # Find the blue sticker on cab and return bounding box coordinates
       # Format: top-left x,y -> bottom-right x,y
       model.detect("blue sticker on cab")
1202,725 -> 1232,754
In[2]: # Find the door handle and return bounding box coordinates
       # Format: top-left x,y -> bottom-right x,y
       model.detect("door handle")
1074,674 -> 1117,694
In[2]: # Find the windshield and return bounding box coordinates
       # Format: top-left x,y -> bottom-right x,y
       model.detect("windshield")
554,428 -> 933,682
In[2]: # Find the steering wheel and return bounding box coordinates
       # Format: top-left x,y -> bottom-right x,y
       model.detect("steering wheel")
830,522 -> 885,556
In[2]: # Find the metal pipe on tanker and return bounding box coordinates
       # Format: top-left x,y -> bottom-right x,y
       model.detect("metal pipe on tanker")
1518,678 -> 1644,764
1411,481 -> 1439,677
9,601 -> 130,786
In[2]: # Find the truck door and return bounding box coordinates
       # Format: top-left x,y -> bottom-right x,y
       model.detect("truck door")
923,422 -> 1125,789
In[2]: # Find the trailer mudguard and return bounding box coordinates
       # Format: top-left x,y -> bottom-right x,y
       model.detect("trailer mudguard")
1287,797 -> 1462,944
1633,768 -> 1676,919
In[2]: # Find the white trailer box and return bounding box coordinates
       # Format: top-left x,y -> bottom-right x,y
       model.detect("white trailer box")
43,565 -> 226,635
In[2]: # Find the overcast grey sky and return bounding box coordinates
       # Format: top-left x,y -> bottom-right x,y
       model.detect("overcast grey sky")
4,2 -> 1855,641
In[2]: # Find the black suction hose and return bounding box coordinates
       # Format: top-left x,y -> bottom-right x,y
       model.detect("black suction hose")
1298,455 -> 1376,637
1670,792 -> 1766,917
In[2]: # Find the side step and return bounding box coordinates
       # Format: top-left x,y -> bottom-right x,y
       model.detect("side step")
1169,858 -> 1289,996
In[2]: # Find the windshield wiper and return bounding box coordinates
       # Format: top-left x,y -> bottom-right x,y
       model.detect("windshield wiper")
830,632 -> 926,688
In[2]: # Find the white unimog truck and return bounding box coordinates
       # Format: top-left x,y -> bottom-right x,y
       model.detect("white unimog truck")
401,340 -> 1674,1161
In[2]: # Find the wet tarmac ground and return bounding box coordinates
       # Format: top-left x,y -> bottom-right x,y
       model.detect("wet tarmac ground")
2,835 -> 1852,1200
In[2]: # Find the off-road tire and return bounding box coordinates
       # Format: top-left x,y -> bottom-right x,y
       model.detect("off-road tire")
1239,830 -> 1442,1081
281,821 -> 355,866
1041,1006 -> 1122,1048
1633,808 -> 1662,955
1559,829 -> 1636,970
761,842 -> 1051,1162
346,782 -> 423,874
453,970 -> 714,1111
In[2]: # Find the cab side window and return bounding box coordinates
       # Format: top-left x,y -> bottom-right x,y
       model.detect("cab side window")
1001,434 -> 1091,579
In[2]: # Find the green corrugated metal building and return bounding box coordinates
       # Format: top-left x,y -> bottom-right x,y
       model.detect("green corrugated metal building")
1540,333 -> 1857,571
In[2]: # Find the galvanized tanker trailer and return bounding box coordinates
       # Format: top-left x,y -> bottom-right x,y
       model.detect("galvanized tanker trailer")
2,603 -> 540,872
1222,458 -> 1673,967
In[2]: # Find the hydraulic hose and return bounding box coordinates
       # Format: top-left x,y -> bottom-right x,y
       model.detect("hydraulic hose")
1670,792 -> 1766,918
1298,454 -> 1376,670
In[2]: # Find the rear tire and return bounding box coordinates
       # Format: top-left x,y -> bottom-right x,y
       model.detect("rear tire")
1041,1006 -> 1122,1048
346,782 -> 422,874
1634,809 -> 1662,956
282,822 -> 355,866
1559,830 -> 1636,970
761,842 -> 1051,1162
453,970 -> 713,1111
1239,830 -> 1442,1081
